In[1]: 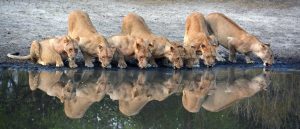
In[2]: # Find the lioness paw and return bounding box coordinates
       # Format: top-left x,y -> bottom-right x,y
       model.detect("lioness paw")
85,63 -> 94,68
217,56 -> 226,62
118,61 -> 127,69
149,62 -> 158,68
229,59 -> 237,63
69,63 -> 78,68
56,62 -> 64,67
246,60 -> 255,64
38,60 -> 47,66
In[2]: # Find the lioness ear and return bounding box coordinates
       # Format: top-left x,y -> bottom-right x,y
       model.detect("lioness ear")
111,47 -> 117,52
196,50 -> 202,56
98,45 -> 103,50
200,44 -> 206,48
177,45 -> 183,48
135,37 -> 143,43
170,46 -> 175,52
63,36 -> 70,44
149,43 -> 154,47
136,43 -> 141,50
75,36 -> 80,41
209,35 -> 218,46
265,43 -> 270,47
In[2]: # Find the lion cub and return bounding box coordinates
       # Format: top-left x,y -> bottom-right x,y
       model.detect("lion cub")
107,35 -> 152,68
7,36 -> 78,68
68,10 -> 116,68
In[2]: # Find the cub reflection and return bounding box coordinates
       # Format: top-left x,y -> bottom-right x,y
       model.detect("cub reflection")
202,68 -> 271,112
182,70 -> 215,113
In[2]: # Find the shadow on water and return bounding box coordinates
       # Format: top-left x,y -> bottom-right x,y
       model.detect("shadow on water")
0,67 -> 299,129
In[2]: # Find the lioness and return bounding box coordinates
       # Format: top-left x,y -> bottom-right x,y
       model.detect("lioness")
205,13 -> 274,66
68,10 -> 116,68
184,12 -> 223,67
7,36 -> 78,68
172,41 -> 199,68
121,13 -> 183,69
107,35 -> 152,68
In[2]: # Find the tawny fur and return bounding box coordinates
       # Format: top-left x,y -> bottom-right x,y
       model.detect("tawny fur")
7,36 -> 78,68
184,12 -> 220,67
107,34 -> 152,68
121,13 -> 183,69
68,10 -> 116,68
205,13 -> 274,66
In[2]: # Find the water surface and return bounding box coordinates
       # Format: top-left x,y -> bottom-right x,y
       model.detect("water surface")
0,67 -> 299,129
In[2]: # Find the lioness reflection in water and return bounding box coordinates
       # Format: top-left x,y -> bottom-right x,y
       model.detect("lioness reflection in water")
28,68 -> 271,117
182,70 -> 216,113
28,70 -> 107,119
202,68 -> 271,112
106,70 -> 182,116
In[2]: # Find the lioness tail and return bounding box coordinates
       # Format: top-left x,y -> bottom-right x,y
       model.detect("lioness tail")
7,53 -> 31,60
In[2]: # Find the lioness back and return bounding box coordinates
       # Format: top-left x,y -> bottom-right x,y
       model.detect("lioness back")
68,10 -> 98,38
121,13 -> 152,37
205,13 -> 246,47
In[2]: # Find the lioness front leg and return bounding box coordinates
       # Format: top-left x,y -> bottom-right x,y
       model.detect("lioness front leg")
245,53 -> 254,64
30,40 -> 40,62
149,57 -> 158,67
216,49 -> 226,62
82,52 -> 94,67
228,44 -> 237,63
68,60 -> 78,68
55,54 -> 64,67
116,49 -> 127,69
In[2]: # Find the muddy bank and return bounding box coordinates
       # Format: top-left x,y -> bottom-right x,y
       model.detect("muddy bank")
0,0 -> 299,65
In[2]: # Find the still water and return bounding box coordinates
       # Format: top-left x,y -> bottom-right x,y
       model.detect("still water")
0,67 -> 299,129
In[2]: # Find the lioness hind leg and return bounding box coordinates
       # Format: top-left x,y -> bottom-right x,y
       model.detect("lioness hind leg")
82,52 -> 94,67
30,40 -> 40,62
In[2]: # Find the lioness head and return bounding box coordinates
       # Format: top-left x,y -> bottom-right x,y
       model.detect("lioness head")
98,45 -> 116,68
254,43 -> 274,67
193,34 -> 218,67
164,44 -> 184,69
134,38 -> 152,68
172,42 -> 199,68
62,36 -> 79,60
95,36 -> 116,68
183,45 -> 200,68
